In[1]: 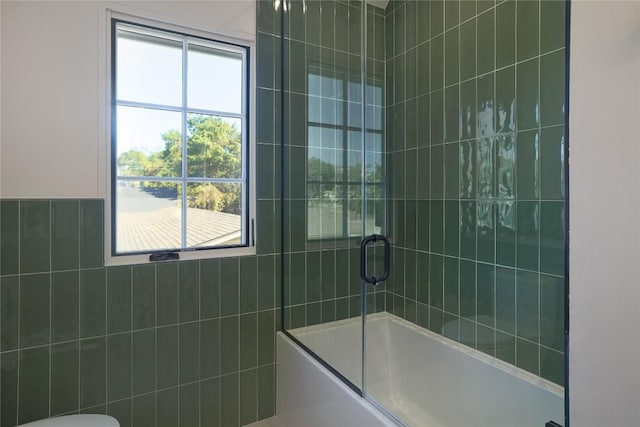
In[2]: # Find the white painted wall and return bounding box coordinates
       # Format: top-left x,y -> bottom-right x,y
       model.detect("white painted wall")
0,0 -> 255,198
569,1 -> 640,426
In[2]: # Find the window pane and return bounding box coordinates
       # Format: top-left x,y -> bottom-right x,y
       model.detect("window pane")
116,106 -> 182,177
116,181 -> 182,253
186,114 -> 242,178
188,44 -> 243,113
186,183 -> 242,247
116,29 -> 182,106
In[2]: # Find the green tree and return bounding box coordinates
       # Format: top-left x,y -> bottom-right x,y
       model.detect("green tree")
117,115 -> 242,214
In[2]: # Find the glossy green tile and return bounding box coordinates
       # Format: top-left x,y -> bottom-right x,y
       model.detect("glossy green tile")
51,342 -> 79,415
496,1 -> 515,68
394,55 -> 406,105
431,89 -> 444,145
443,312 -> 459,340
1,201 -> 19,275
540,201 -> 565,276
429,254 -> 444,310
258,310 -> 275,366
495,66 -> 516,132
477,323 -> 495,356
517,201 -> 540,271
20,273 -> 50,347
156,262 -> 178,326
156,326 -> 179,389
109,400 -> 133,427
478,0 -> 495,13
405,249 -> 417,301
445,85 -> 460,144
132,264 -> 154,330
289,252 -> 305,305
178,261 -> 199,322
199,259 -> 220,320
258,255 -> 275,310
495,267 -> 516,334
1,350 -> 19,426
348,8 -> 362,57
476,200 -> 495,263
80,268 -> 106,338
305,0 -> 321,45
406,49 -> 417,103
394,4 -> 406,56
406,1 -> 417,48
476,138 -> 495,197
306,251 -> 322,303
220,315 -> 239,375
540,273 -> 564,352
496,200 -> 516,266
220,373 -> 239,427
445,29 -> 459,87
443,257 -> 459,314
445,0 -> 460,29
200,377 -> 220,427
80,337 -> 106,408
220,257 -> 239,316
516,130 -> 539,199
460,201 -> 476,259
132,394 -> 156,427
257,0 -> 276,34
257,32 -> 275,89
460,141 -> 477,201
417,0 -> 430,43
459,259 -> 475,319
256,89 -> 274,144
430,0 -> 444,37
460,80 -> 476,141
200,318 -> 220,379
517,57 -> 540,130
517,0 -> 539,60
51,200 -> 79,271
429,307 -> 444,333
258,364 -> 276,420
107,332 -> 132,401
80,200 -> 103,269
477,262 -> 495,325
20,201 -> 50,274
541,50 -> 566,127
256,200 -> 276,255
406,200 -> 417,249
240,369 -> 258,426
156,387 -> 178,427
335,297 -> 349,321
540,126 -> 565,200
132,329 -> 155,395
516,270 -> 539,340
516,338 -> 539,375
320,0 -> 335,48
417,43 -> 430,97
1,276 -> 19,351
541,0 -> 566,53
496,133 -> 516,199
107,266 -> 131,334
430,200 -> 444,253
239,313 -> 257,371
540,347 -> 564,386
460,0 -> 476,21
179,383 -> 199,427
477,10 -> 495,76
179,322 -> 200,384
460,19 -> 476,81
430,35 -> 444,92
416,200 -> 430,252
51,271 -> 79,343
444,201 -> 460,256
444,142 -> 460,197
336,2 -> 350,53
496,330 -> 516,364
18,346 -> 49,424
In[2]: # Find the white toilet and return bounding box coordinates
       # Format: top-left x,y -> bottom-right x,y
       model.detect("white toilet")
18,415 -> 119,427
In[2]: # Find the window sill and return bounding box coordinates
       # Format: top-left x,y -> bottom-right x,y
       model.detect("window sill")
104,245 -> 256,266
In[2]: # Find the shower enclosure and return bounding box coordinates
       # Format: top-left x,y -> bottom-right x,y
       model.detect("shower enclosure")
277,0 -> 567,425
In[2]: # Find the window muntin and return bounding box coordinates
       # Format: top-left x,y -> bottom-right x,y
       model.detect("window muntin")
112,21 -> 249,255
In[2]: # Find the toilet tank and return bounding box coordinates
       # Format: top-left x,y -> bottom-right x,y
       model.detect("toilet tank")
18,415 -> 119,427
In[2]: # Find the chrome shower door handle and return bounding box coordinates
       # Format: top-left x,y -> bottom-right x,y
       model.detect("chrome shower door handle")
359,234 -> 390,286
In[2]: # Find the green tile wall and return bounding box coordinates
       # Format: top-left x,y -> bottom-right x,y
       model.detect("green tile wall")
280,1 -> 387,329
0,199 -> 278,426
383,0 -> 566,387
0,2 -> 282,425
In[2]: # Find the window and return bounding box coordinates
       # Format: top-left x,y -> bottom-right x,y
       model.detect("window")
110,19 -> 253,260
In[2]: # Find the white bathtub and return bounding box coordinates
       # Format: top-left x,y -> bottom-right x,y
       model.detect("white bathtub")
278,312 -> 564,427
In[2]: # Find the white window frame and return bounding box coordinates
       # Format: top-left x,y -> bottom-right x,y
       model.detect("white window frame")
104,11 -> 256,266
